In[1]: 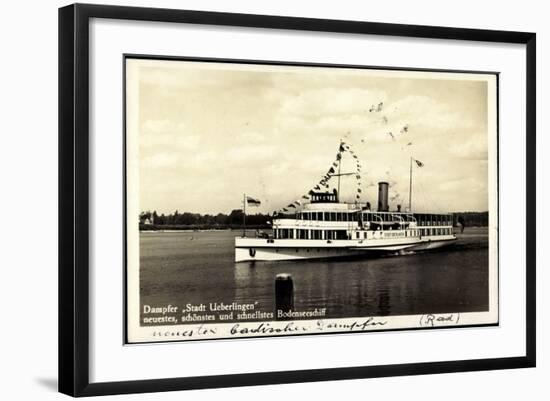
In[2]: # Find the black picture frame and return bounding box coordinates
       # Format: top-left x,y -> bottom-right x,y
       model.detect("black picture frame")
59,3 -> 536,397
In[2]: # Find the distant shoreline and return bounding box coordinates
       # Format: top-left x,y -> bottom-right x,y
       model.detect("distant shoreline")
139,224 -> 271,232
139,224 -> 489,232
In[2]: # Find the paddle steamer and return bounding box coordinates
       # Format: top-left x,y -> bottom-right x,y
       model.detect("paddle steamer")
235,143 -> 456,262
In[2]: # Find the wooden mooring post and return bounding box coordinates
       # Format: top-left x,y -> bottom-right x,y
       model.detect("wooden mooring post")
275,273 -> 294,320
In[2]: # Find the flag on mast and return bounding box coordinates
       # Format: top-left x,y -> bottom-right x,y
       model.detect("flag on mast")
414,159 -> 424,168
246,196 -> 261,206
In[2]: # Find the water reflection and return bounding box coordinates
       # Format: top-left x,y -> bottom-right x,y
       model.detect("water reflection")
140,229 -> 489,322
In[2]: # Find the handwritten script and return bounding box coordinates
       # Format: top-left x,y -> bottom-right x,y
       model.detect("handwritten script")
418,313 -> 460,327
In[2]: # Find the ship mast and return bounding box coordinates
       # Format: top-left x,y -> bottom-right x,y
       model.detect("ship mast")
242,193 -> 246,237
329,140 -> 356,203
337,141 -> 342,202
408,156 -> 413,211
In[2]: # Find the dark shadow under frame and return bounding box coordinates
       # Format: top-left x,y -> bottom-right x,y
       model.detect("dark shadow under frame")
58,3 -> 536,397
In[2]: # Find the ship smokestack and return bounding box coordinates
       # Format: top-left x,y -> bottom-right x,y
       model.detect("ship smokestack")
378,182 -> 389,212
397,204 -> 401,212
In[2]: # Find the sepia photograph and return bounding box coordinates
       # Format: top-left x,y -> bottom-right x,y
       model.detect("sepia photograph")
124,57 -> 498,343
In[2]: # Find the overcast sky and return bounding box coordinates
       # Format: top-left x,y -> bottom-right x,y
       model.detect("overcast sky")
131,59 -> 494,215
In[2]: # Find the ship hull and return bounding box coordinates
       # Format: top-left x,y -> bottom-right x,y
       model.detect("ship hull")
235,236 -> 456,262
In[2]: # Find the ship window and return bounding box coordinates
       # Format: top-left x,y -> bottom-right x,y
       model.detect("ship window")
335,230 -> 347,240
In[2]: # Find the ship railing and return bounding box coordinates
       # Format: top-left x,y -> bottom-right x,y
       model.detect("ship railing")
391,213 -> 404,223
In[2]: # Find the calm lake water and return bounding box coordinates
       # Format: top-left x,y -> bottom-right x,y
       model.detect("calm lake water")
139,228 -> 489,323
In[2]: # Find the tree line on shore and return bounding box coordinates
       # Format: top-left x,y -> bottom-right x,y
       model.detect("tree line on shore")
139,210 -> 489,230
139,209 -> 270,230
452,212 -> 489,227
